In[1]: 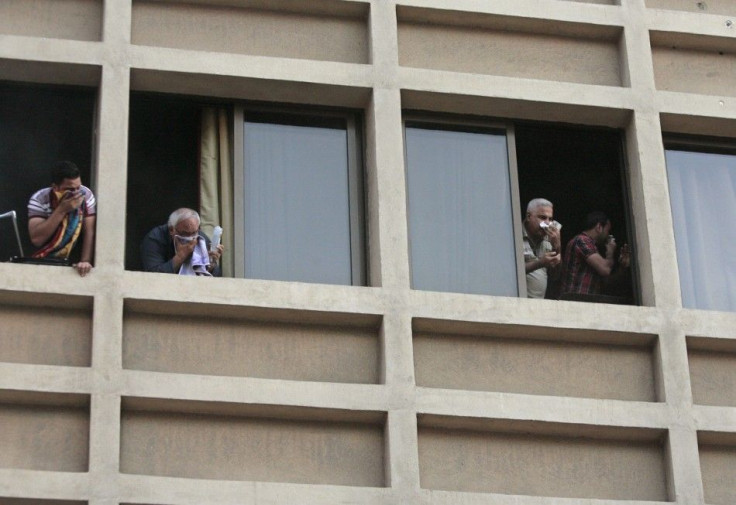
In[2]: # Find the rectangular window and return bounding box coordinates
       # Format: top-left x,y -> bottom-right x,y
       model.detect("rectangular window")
234,110 -> 365,285
665,140 -> 736,312
404,116 -> 635,303
405,121 -> 522,296
0,83 -> 95,262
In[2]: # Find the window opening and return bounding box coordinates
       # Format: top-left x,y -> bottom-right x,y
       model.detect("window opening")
0,82 -> 95,263
515,123 -> 635,304
127,94 -> 366,286
404,115 -> 636,304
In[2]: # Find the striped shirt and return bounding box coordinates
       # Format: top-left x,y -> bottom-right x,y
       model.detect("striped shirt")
28,185 -> 97,219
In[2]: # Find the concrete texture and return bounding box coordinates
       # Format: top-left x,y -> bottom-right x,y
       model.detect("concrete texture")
0,306 -> 91,367
398,22 -> 621,86
132,1 -> 369,63
120,409 -> 384,486
124,312 -> 379,383
0,0 -> 102,41
0,403 -> 89,472
688,348 -> 736,406
418,426 -> 667,499
646,0 -> 736,15
414,331 -> 657,401
652,46 -> 736,97
0,0 -> 735,504
699,443 -> 736,505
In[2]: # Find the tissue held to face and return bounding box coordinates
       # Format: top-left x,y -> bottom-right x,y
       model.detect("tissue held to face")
540,220 -> 562,231
527,205 -> 560,241
170,216 -> 200,254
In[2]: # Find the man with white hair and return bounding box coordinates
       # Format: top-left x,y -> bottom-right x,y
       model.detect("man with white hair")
522,198 -> 561,298
140,208 -> 223,276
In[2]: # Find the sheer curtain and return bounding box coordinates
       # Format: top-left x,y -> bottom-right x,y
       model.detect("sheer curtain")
199,107 -> 233,277
243,120 -> 353,284
666,149 -> 736,312
405,126 -> 518,296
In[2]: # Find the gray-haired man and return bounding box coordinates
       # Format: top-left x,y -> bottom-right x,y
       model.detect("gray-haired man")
522,198 -> 561,298
140,208 -> 223,276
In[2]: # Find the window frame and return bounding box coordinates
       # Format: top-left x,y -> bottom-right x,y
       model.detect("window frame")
0,82 -> 98,264
402,113 -> 526,297
664,134 -> 736,157
233,105 -> 366,286
663,133 -> 736,311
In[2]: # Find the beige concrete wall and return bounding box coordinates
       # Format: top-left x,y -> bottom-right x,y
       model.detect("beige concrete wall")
398,21 -> 621,86
699,441 -> 736,505
132,1 -> 369,63
0,0 -> 735,504
652,46 -> 736,97
124,312 -> 379,383
0,306 -> 91,367
121,407 -> 384,486
419,426 -> 667,500
688,348 -> 736,406
415,331 -> 656,401
0,0 -> 101,41
0,403 -> 89,472
646,0 -> 736,15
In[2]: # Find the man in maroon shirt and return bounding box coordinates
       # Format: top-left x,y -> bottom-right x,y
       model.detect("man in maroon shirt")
561,211 -> 630,296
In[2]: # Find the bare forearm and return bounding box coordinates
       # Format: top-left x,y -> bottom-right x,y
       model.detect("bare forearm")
80,218 -> 95,263
525,259 -> 544,273
28,212 -> 65,246
586,252 -> 614,277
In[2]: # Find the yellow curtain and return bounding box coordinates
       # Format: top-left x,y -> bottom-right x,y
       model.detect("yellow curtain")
199,107 -> 233,277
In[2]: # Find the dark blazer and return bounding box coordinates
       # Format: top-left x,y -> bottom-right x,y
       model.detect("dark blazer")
140,224 -> 221,276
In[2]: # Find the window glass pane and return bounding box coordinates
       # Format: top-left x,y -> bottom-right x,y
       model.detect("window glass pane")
406,126 -> 518,296
666,149 -> 736,311
244,119 -> 353,284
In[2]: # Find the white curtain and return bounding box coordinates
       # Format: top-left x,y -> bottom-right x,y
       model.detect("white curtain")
405,127 -> 518,296
243,121 -> 352,284
199,107 -> 233,277
667,149 -> 736,312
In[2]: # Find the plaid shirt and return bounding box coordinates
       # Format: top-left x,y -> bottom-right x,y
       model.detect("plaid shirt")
561,233 -> 601,295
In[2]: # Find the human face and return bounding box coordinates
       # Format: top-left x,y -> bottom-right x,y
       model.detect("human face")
169,217 -> 199,245
595,220 -> 612,244
526,205 -> 553,239
52,177 -> 82,196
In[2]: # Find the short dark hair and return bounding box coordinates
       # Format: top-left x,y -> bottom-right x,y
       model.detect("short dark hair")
51,161 -> 80,185
585,211 -> 609,230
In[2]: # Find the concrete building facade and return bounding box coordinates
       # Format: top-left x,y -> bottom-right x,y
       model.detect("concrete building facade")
1,0 -> 736,504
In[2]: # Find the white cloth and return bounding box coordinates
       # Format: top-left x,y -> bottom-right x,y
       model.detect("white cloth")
178,237 -> 212,276
667,149 -> 736,311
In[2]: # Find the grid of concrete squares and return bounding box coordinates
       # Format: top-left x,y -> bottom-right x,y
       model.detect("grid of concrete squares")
1,0 -> 736,504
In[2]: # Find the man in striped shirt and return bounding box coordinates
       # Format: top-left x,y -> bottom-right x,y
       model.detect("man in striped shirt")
27,161 -> 96,276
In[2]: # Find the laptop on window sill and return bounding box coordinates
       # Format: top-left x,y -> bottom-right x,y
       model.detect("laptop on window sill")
2,209 -> 72,266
